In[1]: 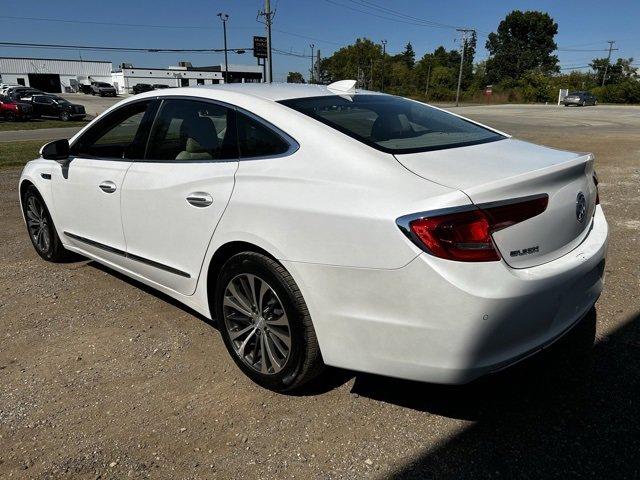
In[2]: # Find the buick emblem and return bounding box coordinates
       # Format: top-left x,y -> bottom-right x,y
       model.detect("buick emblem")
576,192 -> 587,223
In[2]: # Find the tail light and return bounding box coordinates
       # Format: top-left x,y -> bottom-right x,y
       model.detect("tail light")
400,195 -> 549,262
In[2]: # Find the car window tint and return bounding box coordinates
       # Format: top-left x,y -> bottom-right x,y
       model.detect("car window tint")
280,95 -> 505,154
146,99 -> 237,161
74,101 -> 150,159
236,112 -> 289,158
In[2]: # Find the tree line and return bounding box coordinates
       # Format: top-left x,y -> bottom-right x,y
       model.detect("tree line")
287,10 -> 640,104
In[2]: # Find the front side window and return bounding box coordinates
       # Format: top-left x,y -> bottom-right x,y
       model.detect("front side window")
236,112 -> 290,158
280,95 -> 505,154
73,101 -> 151,159
146,99 -> 237,161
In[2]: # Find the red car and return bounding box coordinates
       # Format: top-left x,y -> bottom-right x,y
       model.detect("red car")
0,95 -> 33,121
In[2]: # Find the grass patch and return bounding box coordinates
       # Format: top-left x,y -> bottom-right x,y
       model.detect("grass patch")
0,140 -> 45,168
0,119 -> 88,132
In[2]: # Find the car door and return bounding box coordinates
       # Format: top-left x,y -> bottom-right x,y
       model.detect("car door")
51,99 -> 156,265
120,97 -> 239,295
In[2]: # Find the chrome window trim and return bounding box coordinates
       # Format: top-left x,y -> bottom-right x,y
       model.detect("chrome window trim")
69,97 -> 155,160
134,95 -> 299,163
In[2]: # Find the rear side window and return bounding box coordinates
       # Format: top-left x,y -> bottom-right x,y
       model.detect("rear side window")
236,112 -> 289,158
146,99 -> 237,161
280,95 -> 504,154
73,101 -> 151,159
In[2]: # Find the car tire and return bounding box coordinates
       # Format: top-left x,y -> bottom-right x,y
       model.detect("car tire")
215,252 -> 324,392
60,111 -> 69,121
21,185 -> 73,262
581,101 -> 586,107
5,111 -> 16,121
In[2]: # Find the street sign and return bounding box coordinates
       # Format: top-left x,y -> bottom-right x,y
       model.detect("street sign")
253,36 -> 268,58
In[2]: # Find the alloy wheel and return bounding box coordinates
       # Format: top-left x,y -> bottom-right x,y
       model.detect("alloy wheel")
222,273 -> 292,375
25,195 -> 51,253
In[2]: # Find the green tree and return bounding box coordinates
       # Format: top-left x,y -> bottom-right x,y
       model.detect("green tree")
590,57 -> 638,85
395,42 -> 415,69
485,10 -> 559,82
318,38 -> 383,88
286,72 -> 306,84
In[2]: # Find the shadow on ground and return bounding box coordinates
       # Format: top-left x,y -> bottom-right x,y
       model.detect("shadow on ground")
352,309 -> 640,479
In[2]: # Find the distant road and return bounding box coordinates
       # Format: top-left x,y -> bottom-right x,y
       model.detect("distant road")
0,126 -> 82,143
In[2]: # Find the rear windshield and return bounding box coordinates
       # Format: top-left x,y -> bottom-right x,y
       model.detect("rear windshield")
279,94 -> 505,153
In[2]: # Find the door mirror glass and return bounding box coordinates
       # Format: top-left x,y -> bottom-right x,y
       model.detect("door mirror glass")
40,139 -> 69,160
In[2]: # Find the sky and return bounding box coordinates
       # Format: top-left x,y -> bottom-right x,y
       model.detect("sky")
1,0 -> 638,82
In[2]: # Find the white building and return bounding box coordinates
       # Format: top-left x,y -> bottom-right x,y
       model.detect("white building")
0,57 -> 112,92
111,63 -> 264,94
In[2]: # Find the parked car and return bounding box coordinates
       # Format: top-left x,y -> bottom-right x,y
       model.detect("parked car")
0,83 -> 20,94
563,91 -> 597,106
78,84 -> 93,94
26,94 -> 86,121
0,94 -> 33,121
90,82 -> 117,97
6,87 -> 43,100
18,81 -> 608,392
132,83 -> 154,95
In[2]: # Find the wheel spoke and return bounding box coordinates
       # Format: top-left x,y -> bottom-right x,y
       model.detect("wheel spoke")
223,295 -> 252,318
230,324 -> 255,341
41,227 -> 50,250
267,329 -> 289,358
266,313 -> 288,327
258,280 -> 270,313
245,274 -> 259,309
228,281 -> 253,312
268,326 -> 291,350
264,334 -> 282,370
237,328 -> 257,357
260,334 -> 268,373
26,210 -> 39,223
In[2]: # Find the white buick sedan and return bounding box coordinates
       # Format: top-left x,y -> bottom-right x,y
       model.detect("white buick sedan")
19,81 -> 608,391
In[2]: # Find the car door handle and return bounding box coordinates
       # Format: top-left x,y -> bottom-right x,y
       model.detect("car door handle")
99,181 -> 117,194
186,192 -> 213,207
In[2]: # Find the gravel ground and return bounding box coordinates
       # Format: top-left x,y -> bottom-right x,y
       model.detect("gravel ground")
0,105 -> 639,479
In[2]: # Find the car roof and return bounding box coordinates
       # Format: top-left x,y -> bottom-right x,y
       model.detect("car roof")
187,82 -> 383,102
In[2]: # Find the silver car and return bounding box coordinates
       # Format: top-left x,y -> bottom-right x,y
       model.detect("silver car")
564,91 -> 597,107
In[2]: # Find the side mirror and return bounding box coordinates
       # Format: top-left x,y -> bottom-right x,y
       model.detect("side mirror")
40,139 -> 69,161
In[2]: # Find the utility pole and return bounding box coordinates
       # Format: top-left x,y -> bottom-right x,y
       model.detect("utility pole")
316,49 -> 321,84
425,61 -> 431,100
455,28 -> 474,107
601,40 -> 618,86
257,0 -> 274,83
309,44 -> 315,83
381,39 -> 387,92
217,13 -> 229,83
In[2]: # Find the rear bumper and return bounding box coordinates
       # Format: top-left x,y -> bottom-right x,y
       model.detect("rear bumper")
285,206 -> 608,384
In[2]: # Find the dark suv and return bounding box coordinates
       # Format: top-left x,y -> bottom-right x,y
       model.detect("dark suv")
132,83 -> 154,94
563,91 -> 597,106
90,82 -> 117,97
27,94 -> 86,121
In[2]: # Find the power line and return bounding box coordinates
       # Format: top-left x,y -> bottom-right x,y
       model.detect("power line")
345,0 -> 464,30
0,41 -> 249,53
0,14 -> 341,47
324,0 -> 462,30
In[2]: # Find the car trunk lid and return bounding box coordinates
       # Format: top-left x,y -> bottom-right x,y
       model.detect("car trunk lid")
395,138 -> 598,268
